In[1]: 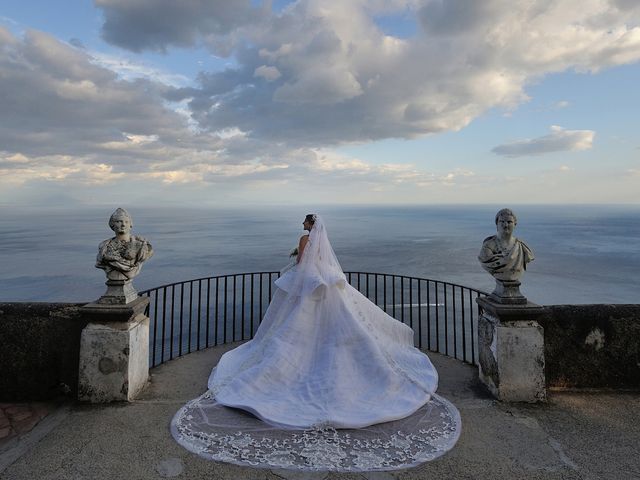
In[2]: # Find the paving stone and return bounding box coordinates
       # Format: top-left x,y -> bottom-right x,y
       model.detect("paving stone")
0,426 -> 13,439
0,412 -> 10,429
31,404 -> 51,420
13,415 -> 41,435
4,406 -> 29,416
8,411 -> 32,423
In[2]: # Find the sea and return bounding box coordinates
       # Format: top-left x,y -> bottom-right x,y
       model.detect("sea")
1,204 -> 638,305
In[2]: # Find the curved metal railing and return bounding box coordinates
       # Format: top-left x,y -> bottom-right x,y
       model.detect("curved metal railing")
140,271 -> 489,368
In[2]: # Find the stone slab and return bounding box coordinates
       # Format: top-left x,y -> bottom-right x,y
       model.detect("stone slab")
477,297 -> 546,402
78,314 -> 149,402
80,296 -> 149,323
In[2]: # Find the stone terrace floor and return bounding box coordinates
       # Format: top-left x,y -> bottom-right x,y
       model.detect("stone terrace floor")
1,343 -> 639,480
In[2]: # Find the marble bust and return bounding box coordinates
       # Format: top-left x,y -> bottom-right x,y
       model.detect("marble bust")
96,208 -> 153,281
95,208 -> 153,304
478,208 -> 534,302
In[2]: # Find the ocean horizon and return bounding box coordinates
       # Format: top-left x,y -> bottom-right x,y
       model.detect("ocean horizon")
1,204 -> 638,305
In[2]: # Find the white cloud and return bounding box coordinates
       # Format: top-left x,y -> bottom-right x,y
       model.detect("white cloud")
253,65 -> 281,81
492,126 -> 596,157
212,127 -> 246,140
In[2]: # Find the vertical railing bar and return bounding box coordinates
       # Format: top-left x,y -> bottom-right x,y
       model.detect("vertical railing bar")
197,280 -> 202,351
259,274 -> 264,320
188,281 -> 194,354
444,282 -> 449,356
374,274 -> 378,305
170,285 -> 175,360
435,281 -> 440,354
152,289 -> 158,366
383,275 -> 387,313
232,275 -> 237,342
357,273 -> 361,292
452,284 -> 457,360
205,278 -> 211,349
223,276 -> 228,343
161,286 -> 167,364
409,278 -> 413,330
468,288 -> 473,363
214,278 -> 219,346
400,277 -> 404,324
268,273 -> 273,302
461,286 -> 467,363
179,283 -> 184,357
366,273 -> 370,299
250,273 -> 255,338
426,280 -> 431,350
392,275 -> 396,319
418,280 -> 422,350
471,292 -> 480,364
241,274 -> 246,340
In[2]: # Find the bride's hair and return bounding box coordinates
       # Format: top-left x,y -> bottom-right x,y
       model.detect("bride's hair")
305,214 -> 316,224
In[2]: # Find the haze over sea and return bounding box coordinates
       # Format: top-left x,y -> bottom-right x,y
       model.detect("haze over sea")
1,205 -> 638,305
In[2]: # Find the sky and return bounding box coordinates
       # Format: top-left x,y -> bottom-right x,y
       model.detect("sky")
1,0 -> 639,207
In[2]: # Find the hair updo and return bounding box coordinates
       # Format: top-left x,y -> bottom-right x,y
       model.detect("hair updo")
305,214 -> 317,224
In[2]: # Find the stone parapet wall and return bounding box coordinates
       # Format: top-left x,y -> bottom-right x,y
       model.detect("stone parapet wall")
2,301 -> 640,400
540,304 -> 640,389
0,302 -> 87,401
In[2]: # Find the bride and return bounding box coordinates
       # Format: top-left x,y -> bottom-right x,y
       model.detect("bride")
172,214 -> 460,470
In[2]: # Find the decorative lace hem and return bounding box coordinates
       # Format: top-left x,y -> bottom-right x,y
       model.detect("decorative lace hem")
171,393 -> 461,472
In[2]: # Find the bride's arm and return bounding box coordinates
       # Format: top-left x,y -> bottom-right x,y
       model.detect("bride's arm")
296,235 -> 309,263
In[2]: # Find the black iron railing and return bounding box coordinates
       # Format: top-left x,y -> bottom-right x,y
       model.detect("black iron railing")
140,271 -> 488,368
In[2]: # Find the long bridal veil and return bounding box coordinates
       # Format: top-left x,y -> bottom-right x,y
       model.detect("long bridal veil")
171,215 -> 461,471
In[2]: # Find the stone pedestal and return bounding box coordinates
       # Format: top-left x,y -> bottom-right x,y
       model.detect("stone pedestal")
490,279 -> 527,304
98,270 -> 139,305
98,278 -> 138,304
78,297 -> 149,402
476,296 -> 546,402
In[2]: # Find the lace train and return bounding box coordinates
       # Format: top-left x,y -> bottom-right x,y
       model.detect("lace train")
171,390 -> 461,472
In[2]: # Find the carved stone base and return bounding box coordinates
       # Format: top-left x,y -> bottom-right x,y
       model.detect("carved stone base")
477,297 -> 546,402
78,314 -> 149,402
97,278 -> 139,305
490,279 -> 527,304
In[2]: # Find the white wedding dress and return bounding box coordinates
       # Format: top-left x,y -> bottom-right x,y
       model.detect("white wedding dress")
171,216 -> 461,471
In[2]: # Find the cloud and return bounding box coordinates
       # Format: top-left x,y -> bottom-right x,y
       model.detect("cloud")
94,0 -> 640,148
253,65 -> 281,81
96,0 -> 267,53
0,28 -> 199,161
491,126 -> 596,157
